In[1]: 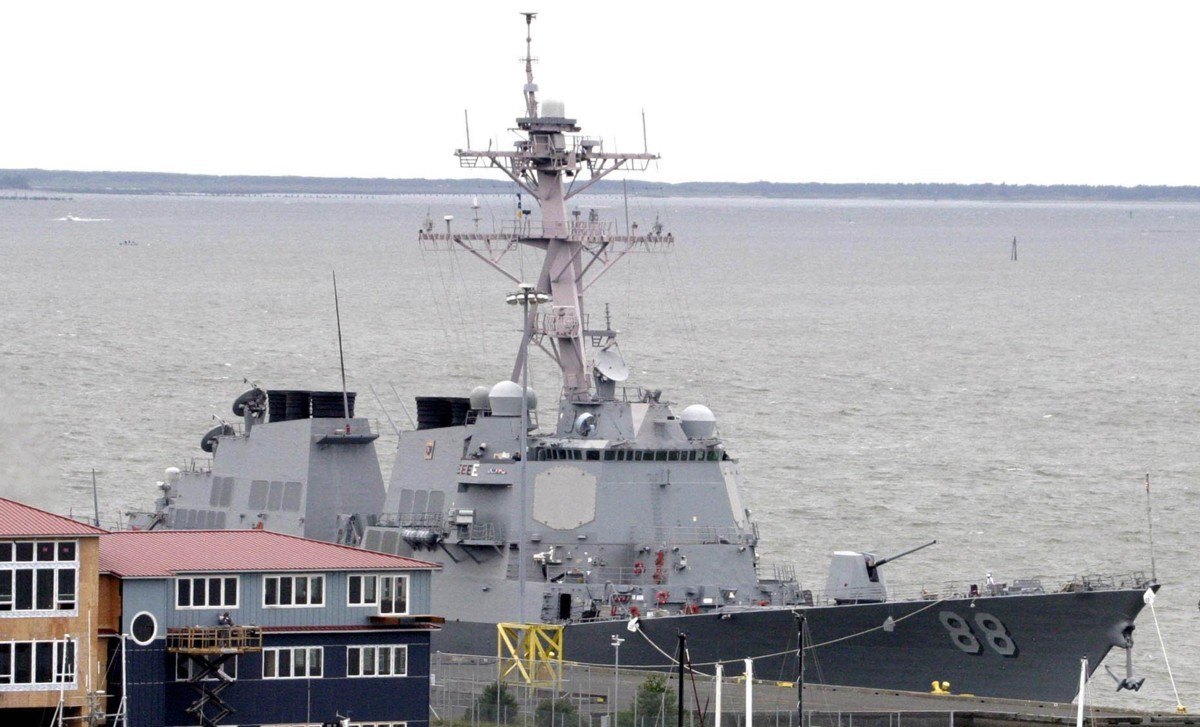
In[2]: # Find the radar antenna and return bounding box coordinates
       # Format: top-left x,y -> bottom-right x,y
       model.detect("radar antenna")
419,14 -> 667,401
521,12 -> 539,118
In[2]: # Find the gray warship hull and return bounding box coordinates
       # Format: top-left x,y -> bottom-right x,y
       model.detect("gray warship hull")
432,588 -> 1147,702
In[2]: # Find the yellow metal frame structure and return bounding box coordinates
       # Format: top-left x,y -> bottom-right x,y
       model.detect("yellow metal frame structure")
497,622 -> 563,686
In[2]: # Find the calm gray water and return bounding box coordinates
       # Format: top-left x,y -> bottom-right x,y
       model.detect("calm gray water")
1,193 -> 1196,710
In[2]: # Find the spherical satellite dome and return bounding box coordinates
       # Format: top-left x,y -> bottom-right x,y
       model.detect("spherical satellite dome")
469,386 -> 491,411
489,381 -> 524,417
680,404 -> 716,439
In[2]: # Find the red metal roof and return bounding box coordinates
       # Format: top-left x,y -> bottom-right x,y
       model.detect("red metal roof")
0,497 -> 108,537
99,530 -> 441,577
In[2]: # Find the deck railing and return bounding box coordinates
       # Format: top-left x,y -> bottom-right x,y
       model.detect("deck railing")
166,626 -> 263,654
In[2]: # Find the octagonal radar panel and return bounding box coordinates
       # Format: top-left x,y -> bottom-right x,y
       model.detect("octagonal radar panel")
594,348 -> 629,382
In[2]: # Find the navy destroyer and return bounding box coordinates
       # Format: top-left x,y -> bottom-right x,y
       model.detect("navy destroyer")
129,14 -> 1156,702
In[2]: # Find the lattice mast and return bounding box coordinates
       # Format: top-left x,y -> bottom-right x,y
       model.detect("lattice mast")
422,12 -> 663,401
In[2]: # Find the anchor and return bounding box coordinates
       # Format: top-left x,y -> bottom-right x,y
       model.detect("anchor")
1104,625 -> 1145,692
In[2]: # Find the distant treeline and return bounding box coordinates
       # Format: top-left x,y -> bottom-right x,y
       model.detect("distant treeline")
3,169 -> 1200,202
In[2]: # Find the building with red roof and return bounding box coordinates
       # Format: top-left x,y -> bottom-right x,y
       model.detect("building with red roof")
0,497 -> 112,726
3,496 -> 443,727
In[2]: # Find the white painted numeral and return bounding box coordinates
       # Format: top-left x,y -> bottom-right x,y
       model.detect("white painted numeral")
938,610 -> 1018,657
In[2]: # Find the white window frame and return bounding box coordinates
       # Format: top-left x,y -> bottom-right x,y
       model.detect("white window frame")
346,574 -> 379,607
262,646 -> 323,679
379,574 -> 409,615
175,575 -> 239,609
346,645 -> 408,678
263,574 -> 325,608
129,611 -> 158,646
0,540 -> 79,616
0,638 -> 76,690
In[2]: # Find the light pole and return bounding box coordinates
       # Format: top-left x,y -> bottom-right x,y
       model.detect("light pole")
506,283 -> 549,623
611,634 -> 624,725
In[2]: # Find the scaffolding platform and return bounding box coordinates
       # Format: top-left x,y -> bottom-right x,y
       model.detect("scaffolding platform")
166,626 -> 263,655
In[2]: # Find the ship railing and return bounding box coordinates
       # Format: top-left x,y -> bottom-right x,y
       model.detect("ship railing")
863,571 -> 1154,604
755,562 -> 797,583
458,522 -> 504,544
573,565 -> 671,585
629,526 -> 754,547
376,512 -> 443,528
417,219 -> 674,249
177,457 -> 212,475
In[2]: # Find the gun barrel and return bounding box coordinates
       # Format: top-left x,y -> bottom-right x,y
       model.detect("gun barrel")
873,539 -> 937,569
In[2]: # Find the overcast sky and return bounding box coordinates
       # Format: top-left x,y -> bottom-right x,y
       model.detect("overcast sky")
6,1 -> 1199,186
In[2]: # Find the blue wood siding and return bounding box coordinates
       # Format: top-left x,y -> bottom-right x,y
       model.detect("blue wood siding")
122,631 -> 431,727
122,569 -> 433,630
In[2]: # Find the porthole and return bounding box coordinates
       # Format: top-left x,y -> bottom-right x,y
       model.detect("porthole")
130,611 -> 158,645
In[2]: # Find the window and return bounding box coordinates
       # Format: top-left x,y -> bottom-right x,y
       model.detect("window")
0,639 -> 75,688
176,654 -> 237,681
176,576 -> 239,608
346,645 -> 407,678
0,539 -> 78,614
347,574 -> 378,607
379,575 -> 408,615
349,573 -> 409,612
264,575 -> 324,607
262,647 -> 322,679
130,612 -> 158,645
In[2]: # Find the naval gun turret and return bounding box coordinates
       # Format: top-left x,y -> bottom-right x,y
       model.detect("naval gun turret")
825,540 -> 937,604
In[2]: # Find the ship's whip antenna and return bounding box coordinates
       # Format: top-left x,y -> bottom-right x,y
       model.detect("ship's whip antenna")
521,11 -> 538,118
1144,473 -> 1156,582
332,271 -> 351,430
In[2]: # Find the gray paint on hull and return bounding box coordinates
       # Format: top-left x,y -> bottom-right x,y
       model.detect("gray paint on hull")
432,586 -> 1148,703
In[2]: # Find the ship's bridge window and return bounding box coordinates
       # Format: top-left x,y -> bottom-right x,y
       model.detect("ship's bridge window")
668,451 -> 679,461
603,451 -> 615,461
654,451 -> 667,462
